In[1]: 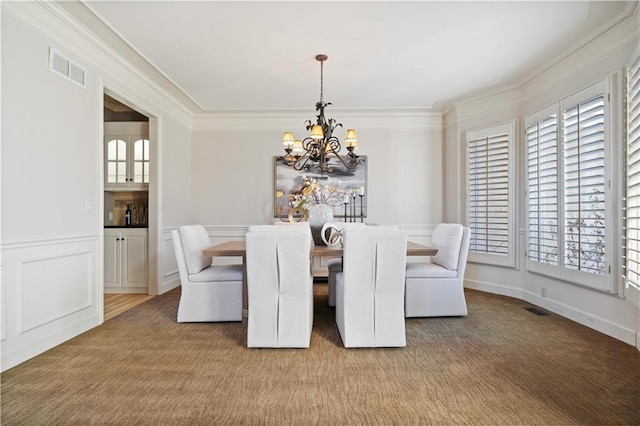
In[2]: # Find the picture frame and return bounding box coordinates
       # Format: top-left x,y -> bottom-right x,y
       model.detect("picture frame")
273,156 -> 368,219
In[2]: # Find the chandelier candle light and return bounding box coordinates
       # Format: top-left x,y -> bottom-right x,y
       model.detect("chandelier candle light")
281,54 -> 360,173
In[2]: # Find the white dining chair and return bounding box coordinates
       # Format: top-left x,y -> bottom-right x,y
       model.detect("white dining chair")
172,224 -> 243,322
335,226 -> 407,348
405,224 -> 470,317
245,225 -> 314,348
325,222 -> 367,307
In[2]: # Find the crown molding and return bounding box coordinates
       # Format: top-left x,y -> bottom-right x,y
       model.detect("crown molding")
445,3 -> 638,124
192,108 -> 442,131
522,3 -> 639,89
450,85 -> 522,122
3,1 -> 194,128
521,3 -> 639,104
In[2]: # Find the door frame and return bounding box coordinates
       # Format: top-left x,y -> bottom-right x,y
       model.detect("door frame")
101,82 -> 161,301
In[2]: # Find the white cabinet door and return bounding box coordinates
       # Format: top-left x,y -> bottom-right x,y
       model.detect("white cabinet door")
122,231 -> 147,288
104,228 -> 147,293
104,230 -> 120,288
104,122 -> 149,191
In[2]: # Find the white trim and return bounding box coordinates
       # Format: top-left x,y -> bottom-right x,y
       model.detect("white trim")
3,1 -> 194,127
193,109 -> 442,131
1,234 -> 100,250
18,250 -> 94,333
464,278 -> 637,346
465,120 -> 517,268
521,3 -> 639,100
524,75 -> 620,293
2,315 -> 99,372
447,6 -> 638,119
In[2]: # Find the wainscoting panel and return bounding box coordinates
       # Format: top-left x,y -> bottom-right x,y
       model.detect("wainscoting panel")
1,236 -> 101,371
160,229 -> 180,295
20,251 -> 92,333
1,263 -> 6,342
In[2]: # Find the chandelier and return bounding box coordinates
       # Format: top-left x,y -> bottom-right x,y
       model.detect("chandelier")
281,54 -> 360,173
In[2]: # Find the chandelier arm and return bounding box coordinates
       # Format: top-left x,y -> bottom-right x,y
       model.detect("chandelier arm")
326,136 -> 342,153
282,153 -> 297,165
331,148 -> 359,170
293,151 -> 314,171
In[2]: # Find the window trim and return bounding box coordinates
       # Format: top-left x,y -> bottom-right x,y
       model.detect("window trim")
465,121 -> 517,268
525,76 -> 619,293
625,54 -> 640,291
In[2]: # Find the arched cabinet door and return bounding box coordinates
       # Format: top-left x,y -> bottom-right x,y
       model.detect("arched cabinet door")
104,122 -> 149,190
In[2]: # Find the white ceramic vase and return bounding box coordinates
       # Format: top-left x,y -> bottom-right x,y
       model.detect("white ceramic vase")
307,204 -> 334,245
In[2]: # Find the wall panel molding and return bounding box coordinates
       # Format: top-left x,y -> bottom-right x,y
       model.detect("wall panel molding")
1,236 -> 100,371
1,234 -> 99,250
1,264 -> 6,342
19,251 -> 93,333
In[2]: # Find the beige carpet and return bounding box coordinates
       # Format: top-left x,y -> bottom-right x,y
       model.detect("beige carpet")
2,285 -> 639,425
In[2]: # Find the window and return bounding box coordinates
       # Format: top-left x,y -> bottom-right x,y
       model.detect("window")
527,110 -> 558,268
625,55 -> 640,290
527,78 -> 616,292
466,121 -> 516,267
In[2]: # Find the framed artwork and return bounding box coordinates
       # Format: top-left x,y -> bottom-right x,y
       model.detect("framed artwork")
274,156 -> 368,219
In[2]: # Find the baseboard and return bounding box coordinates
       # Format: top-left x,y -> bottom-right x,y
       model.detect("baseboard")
1,315 -> 99,372
464,279 -> 637,346
158,276 -> 180,295
464,278 -> 524,300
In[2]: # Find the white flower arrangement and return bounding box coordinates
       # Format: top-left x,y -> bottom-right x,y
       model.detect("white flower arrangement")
290,177 -> 345,208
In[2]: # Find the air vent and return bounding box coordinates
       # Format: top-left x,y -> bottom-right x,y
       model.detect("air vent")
48,47 -> 86,88
524,307 -> 549,316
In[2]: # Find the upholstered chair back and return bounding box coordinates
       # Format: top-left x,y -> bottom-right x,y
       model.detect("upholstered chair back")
336,226 -> 407,347
172,225 -> 242,322
404,224 -> 470,318
326,222 -> 367,306
246,225 -> 313,348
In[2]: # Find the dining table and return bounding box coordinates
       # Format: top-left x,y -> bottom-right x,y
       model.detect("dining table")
202,240 -> 438,312
202,240 -> 438,259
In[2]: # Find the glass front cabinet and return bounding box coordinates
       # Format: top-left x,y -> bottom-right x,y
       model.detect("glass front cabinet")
104,122 -> 149,190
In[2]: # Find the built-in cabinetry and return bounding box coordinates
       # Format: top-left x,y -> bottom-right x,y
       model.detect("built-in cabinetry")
104,228 -> 148,293
104,121 -> 150,294
104,122 -> 149,191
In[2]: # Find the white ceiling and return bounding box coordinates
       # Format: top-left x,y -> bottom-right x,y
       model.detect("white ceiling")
85,1 -> 635,112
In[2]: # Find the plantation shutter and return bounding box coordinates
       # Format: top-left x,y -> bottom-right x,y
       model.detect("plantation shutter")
467,131 -> 510,256
625,55 -> 640,289
562,95 -> 606,276
527,114 -> 559,266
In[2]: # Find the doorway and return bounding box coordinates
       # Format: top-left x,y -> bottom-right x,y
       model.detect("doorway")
102,90 -> 158,318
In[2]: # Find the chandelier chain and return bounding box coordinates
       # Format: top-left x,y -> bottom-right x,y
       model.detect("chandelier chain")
320,59 -> 324,103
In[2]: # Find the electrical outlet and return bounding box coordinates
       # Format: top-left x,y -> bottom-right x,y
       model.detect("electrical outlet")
86,201 -> 93,213
541,287 -> 547,298
109,212 -> 113,221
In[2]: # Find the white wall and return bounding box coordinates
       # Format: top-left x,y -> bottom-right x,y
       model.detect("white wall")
0,2 -> 193,370
190,111 -> 443,241
444,9 -> 640,347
